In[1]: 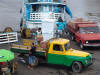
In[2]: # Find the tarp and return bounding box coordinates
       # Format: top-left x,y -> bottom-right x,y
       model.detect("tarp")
0,49 -> 14,62
26,4 -> 31,20
65,5 -> 73,18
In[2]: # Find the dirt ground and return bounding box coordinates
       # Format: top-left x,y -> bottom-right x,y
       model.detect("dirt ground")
0,34 -> 100,75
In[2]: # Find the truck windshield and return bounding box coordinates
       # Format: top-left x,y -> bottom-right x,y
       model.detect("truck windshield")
64,43 -> 70,51
80,26 -> 100,34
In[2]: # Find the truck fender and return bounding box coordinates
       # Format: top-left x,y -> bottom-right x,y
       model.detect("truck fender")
71,61 -> 83,73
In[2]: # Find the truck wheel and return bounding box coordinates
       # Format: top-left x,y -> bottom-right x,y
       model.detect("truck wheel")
80,42 -> 85,49
71,35 -> 75,41
67,31 -> 70,35
71,61 -> 83,73
34,57 -> 38,66
4,27 -> 13,32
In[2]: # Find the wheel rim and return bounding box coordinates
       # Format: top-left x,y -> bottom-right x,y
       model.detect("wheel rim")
34,57 -> 38,66
72,62 -> 81,72
71,36 -> 74,40
73,63 -> 80,71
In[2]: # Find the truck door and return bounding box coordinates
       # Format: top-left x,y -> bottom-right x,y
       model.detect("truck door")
75,30 -> 81,43
48,44 -> 65,65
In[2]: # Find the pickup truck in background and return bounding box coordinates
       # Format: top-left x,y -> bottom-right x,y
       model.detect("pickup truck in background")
67,18 -> 100,49
11,38 -> 93,73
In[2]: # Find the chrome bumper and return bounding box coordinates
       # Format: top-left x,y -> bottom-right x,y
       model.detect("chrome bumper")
83,44 -> 100,47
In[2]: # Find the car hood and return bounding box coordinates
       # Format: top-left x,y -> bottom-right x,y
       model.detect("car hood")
80,33 -> 100,40
0,49 -> 14,62
66,49 -> 89,57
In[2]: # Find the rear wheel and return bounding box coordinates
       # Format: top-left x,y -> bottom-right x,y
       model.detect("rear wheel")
80,42 -> 85,49
34,57 -> 38,66
71,61 -> 83,73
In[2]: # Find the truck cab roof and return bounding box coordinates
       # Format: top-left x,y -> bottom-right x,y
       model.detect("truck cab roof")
51,38 -> 69,45
78,24 -> 97,28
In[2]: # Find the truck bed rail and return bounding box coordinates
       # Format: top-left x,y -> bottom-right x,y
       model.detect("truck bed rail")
0,32 -> 18,44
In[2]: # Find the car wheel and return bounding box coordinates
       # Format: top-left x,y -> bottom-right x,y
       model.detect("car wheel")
80,42 -> 85,49
72,61 -> 83,73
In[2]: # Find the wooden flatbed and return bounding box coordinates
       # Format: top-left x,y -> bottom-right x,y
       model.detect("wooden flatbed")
11,44 -> 47,56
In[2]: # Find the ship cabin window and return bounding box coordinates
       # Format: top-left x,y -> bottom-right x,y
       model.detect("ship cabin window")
54,5 -> 62,13
53,0 -> 58,2
31,4 -> 40,12
49,5 -> 52,12
43,5 -> 49,12
28,0 -> 37,2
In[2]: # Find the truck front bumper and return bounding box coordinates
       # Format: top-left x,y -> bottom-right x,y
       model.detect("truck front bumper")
83,44 -> 100,47
85,58 -> 95,67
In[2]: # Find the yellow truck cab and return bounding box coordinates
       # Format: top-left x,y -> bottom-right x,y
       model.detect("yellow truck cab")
11,38 -> 93,72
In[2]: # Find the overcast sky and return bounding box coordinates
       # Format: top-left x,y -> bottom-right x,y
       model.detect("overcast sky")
67,0 -> 100,19
0,0 -> 22,31
0,0 -> 100,31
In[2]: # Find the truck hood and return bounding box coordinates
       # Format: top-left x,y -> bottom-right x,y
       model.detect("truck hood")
66,49 -> 89,57
80,33 -> 100,40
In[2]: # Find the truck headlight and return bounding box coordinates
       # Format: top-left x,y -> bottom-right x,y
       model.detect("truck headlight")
85,60 -> 88,64
86,41 -> 88,44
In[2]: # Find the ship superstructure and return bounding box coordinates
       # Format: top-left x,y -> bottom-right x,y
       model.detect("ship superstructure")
22,0 -> 68,29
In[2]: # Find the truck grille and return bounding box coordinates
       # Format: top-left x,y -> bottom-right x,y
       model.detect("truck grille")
86,55 -> 92,64
87,40 -> 100,44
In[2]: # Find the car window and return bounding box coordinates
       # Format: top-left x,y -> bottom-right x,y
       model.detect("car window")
53,44 -> 63,51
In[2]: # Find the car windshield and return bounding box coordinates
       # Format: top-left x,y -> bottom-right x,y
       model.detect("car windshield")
64,43 -> 70,51
80,26 -> 100,34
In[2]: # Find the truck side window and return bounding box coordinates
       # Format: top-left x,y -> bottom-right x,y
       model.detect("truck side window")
53,44 -> 63,51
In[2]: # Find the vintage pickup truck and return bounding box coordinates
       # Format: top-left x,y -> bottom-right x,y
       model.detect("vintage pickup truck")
11,38 -> 93,72
67,19 -> 100,49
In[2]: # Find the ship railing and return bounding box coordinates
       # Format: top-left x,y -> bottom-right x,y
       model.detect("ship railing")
28,0 -> 60,2
26,0 -> 66,4
30,13 -> 63,20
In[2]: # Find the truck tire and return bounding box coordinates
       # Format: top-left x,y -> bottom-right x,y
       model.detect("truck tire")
34,57 -> 38,66
71,35 -> 75,41
4,27 -> 13,32
71,61 -> 83,73
80,42 -> 85,50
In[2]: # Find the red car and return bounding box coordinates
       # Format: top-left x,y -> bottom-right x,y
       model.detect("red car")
67,21 -> 100,49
